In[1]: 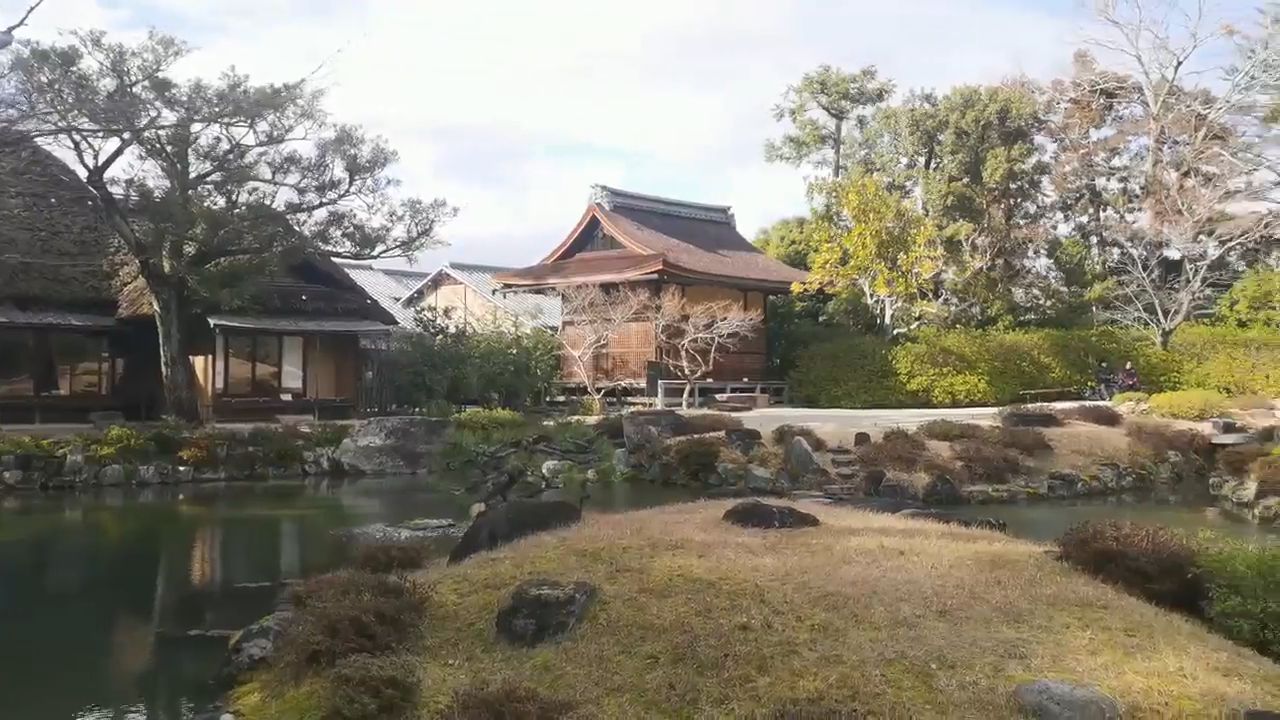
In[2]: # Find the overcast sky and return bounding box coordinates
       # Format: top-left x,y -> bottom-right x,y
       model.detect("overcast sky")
11,0 -> 1103,269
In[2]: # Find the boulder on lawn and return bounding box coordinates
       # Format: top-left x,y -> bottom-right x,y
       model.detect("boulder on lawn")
1012,679 -> 1120,720
334,416 -> 450,475
220,609 -> 293,683
722,499 -> 820,529
495,578 -> 597,647
448,499 -> 582,564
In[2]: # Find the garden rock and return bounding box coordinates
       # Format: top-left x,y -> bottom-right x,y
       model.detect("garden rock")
860,468 -> 886,496
877,476 -> 917,501
612,448 -> 630,472
725,428 -> 763,455
1012,679 -> 1120,720
785,436 -> 829,485
98,465 -> 126,486
334,416 -> 450,475
448,499 -> 583,564
722,499 -> 820,529
744,464 -> 776,493
174,466 -> 194,483
495,578 -> 597,647
220,609 -> 293,683
921,474 -> 961,505
541,460 -> 576,480
88,410 -> 125,429
622,410 -> 686,454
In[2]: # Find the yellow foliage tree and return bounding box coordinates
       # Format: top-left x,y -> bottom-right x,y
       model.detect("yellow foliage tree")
799,174 -> 942,337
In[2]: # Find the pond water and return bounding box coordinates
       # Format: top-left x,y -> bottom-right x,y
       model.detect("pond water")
0,479 -> 1274,719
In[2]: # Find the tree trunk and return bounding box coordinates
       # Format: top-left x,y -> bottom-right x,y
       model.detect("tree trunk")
832,117 -> 844,180
681,381 -> 693,410
1156,325 -> 1174,351
151,281 -> 202,422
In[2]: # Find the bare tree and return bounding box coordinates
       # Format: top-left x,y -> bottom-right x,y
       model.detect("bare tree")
1081,0 -> 1280,347
652,287 -> 762,409
556,284 -> 651,413
0,0 -> 44,50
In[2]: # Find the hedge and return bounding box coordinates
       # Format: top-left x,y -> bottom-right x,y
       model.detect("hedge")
790,325 -> 1280,408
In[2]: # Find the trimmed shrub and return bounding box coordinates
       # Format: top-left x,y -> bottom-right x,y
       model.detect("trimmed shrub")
324,653 -> 421,720
788,324 -> 1279,409
442,682 -> 576,720
999,405 -> 1062,428
276,571 -> 428,676
748,444 -> 783,471
681,413 -> 745,435
951,439 -> 1025,484
1198,539 -> 1280,661
1056,404 -> 1124,427
1148,390 -> 1229,420
1111,391 -> 1150,405
916,420 -> 989,442
1125,420 -> 1210,461
453,408 -> 527,433
93,426 -> 152,463
350,541 -> 433,575
669,436 -> 726,483
1218,444 -> 1270,477
994,427 -> 1052,455
0,435 -> 57,456
771,424 -> 829,451
1057,521 -> 1205,615
854,428 -> 926,471
1253,456 -> 1280,498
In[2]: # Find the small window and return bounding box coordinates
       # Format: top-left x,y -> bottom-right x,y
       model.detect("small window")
221,333 -> 306,398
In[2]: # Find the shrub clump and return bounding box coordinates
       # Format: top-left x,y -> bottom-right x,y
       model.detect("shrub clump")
1055,404 -> 1124,427
310,422 -> 352,448
1198,539 -> 1280,662
275,571 -> 428,677
453,408 -> 527,433
350,541 -> 434,575
1058,521 -> 1204,615
1253,455 -> 1280,497
998,404 -> 1063,428
1125,420 -> 1210,461
854,428 -> 925,471
442,681 -> 576,720
993,427 -> 1052,455
1148,389 -> 1228,420
324,653 -> 421,720
951,439 -> 1025,484
593,414 -> 624,441
916,420 -> 989,442
771,424 -> 828,451
93,426 -> 153,463
1218,444 -> 1271,477
669,436 -> 726,483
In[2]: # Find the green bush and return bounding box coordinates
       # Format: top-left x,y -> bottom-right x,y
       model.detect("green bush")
310,423 -> 351,448
325,653 -> 421,720
1198,539 -> 1280,661
1058,521 -> 1205,615
1148,390 -> 1228,420
788,324 -> 1279,409
453,408 -> 527,433
669,436 -> 725,483
1111,391 -> 1150,405
0,435 -> 58,456
92,426 -> 152,463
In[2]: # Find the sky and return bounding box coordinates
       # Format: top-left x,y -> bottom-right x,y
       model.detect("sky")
8,0 -> 1105,269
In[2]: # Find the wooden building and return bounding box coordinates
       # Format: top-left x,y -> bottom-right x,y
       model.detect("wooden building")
494,185 -> 806,387
0,132 -> 396,423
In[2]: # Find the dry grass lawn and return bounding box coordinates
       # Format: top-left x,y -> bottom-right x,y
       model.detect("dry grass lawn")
236,500 -> 1280,719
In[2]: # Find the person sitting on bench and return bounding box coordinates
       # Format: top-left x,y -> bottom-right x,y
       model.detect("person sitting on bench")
1118,361 -> 1141,393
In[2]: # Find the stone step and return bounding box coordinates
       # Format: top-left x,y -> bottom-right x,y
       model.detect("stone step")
821,484 -> 861,497
831,456 -> 858,468
834,467 -> 859,480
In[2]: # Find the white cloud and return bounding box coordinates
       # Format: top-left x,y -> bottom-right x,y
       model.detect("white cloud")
6,0 -> 1085,267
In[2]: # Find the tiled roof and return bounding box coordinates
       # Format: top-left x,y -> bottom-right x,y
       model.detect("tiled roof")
335,261 -> 433,326
338,261 -> 561,329
498,185 -> 807,291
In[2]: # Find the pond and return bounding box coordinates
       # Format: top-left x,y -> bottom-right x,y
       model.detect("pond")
0,480 -> 1274,719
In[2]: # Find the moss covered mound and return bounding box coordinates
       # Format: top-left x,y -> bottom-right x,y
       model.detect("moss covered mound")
239,501 -> 1280,718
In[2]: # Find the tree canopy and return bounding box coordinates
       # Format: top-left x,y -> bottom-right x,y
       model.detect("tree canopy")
765,64 -> 893,179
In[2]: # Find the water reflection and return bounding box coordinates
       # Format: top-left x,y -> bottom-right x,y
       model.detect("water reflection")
0,480 -> 1273,719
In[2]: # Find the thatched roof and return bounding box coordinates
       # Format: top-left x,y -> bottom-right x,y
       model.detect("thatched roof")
496,185 -> 808,292
0,131 -> 122,312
